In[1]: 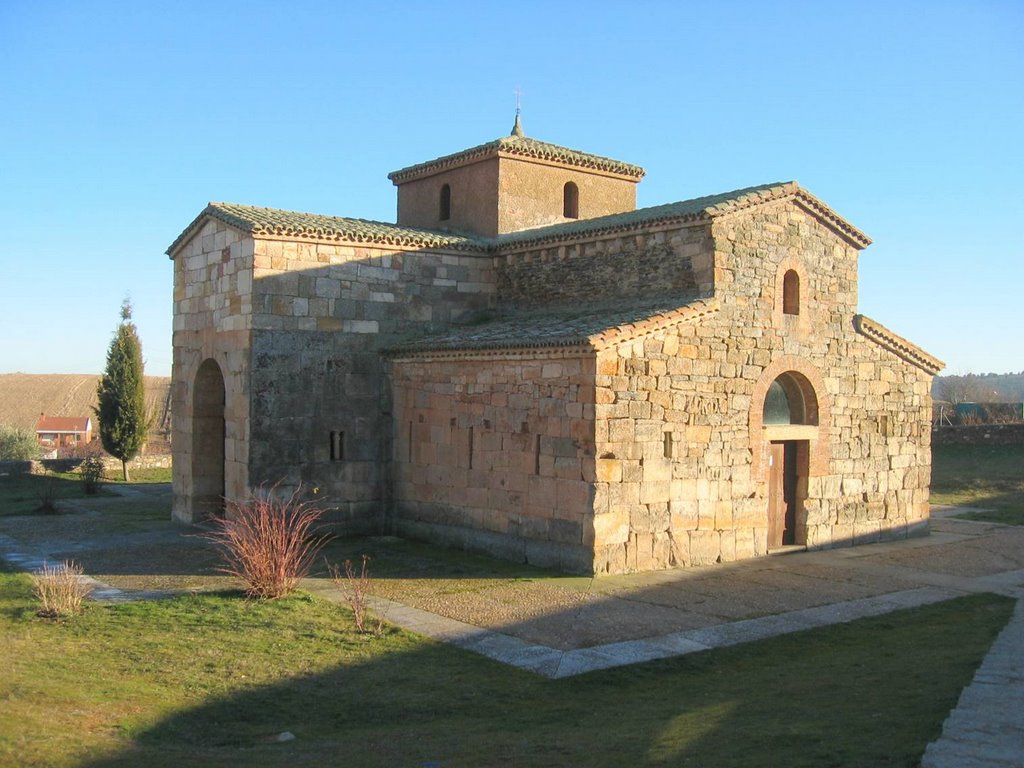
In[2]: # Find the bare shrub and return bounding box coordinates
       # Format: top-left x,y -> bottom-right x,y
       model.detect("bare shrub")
33,561 -> 92,618
329,555 -> 385,635
35,474 -> 59,513
202,484 -> 330,600
80,456 -> 105,494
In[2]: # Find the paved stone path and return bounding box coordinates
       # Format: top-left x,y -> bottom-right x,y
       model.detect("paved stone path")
2,498 -> 1022,764
921,593 -> 1024,768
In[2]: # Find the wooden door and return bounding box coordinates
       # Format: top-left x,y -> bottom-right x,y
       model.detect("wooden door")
782,441 -> 799,545
768,442 -> 786,548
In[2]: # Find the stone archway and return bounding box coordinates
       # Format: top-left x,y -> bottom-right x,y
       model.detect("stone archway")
192,358 -> 226,519
750,356 -> 830,480
762,372 -> 818,547
750,359 -> 830,548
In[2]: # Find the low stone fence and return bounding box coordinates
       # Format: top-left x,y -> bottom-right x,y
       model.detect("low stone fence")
100,454 -> 173,471
932,423 -> 1024,446
0,454 -> 172,477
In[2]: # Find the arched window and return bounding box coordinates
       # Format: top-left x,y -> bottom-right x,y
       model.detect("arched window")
762,373 -> 818,425
782,270 -> 800,315
439,184 -> 451,221
563,181 -> 579,219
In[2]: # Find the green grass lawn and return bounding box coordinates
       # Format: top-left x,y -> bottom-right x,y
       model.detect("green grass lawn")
0,467 -> 170,517
0,559 -> 1013,768
931,443 -> 1024,525
0,473 -> 114,516
104,466 -> 172,484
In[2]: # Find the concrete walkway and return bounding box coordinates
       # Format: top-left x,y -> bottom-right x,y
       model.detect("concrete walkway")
921,596 -> 1024,768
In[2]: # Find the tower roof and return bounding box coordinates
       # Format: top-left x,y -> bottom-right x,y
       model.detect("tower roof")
388,134 -> 646,184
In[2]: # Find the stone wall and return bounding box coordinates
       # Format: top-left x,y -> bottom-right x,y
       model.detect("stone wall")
246,239 -> 495,530
390,351 -> 597,572
495,223 -> 712,307
394,153 -> 637,238
395,158 -> 501,236
0,454 -> 172,477
495,157 -> 637,235
933,424 -> 1024,446
586,204 -> 934,573
385,201 -> 936,575
171,218 -> 253,522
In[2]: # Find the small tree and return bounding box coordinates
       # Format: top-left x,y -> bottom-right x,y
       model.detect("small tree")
95,299 -> 147,481
0,424 -> 40,460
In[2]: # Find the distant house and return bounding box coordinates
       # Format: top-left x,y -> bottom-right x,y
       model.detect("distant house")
35,415 -> 93,448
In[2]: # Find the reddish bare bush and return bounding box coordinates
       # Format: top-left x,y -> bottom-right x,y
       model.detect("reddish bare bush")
329,554 -> 384,634
202,484 -> 330,600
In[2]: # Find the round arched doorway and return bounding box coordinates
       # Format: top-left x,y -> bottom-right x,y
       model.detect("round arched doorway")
192,358 -> 226,519
761,371 -> 819,548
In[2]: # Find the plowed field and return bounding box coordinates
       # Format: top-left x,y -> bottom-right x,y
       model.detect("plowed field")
0,374 -> 171,442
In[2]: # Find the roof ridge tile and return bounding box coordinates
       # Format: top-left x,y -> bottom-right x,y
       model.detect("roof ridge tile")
854,315 -> 944,374
167,181 -> 870,257
388,135 -> 645,183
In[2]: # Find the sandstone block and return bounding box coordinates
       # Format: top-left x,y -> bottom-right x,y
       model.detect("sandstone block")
689,530 -> 720,565
719,530 -> 736,562
734,528 -> 756,560
595,458 -> 622,483
608,418 -> 634,442
594,509 -> 630,545
670,499 -> 699,531
714,500 -> 733,528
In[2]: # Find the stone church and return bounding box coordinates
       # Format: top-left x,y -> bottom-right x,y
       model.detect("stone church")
167,116 -> 942,574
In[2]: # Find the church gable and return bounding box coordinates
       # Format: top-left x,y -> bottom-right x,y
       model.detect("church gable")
706,191 -> 868,346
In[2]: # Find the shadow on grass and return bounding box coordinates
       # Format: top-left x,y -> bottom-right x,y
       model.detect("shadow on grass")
0,473 -> 113,516
67,592 -> 1014,768
1,478 -> 1019,765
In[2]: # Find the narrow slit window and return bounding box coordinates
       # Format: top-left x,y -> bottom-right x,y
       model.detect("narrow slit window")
468,426 -> 475,470
534,434 -> 541,475
439,183 -> 451,221
330,431 -> 344,461
663,431 -> 674,459
563,181 -> 579,219
407,422 -> 413,463
783,270 -> 800,315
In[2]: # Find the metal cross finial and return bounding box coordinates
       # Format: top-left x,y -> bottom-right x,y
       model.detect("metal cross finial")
510,86 -> 525,137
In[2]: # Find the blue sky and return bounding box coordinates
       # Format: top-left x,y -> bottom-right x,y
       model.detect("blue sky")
1,0 -> 1021,377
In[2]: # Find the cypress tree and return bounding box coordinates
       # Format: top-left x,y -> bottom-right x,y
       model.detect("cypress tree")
95,299 -> 147,481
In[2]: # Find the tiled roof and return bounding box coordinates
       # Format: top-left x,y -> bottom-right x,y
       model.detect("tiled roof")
496,181 -> 872,249
166,202 -> 486,256
387,135 -> 646,183
35,415 -> 91,433
166,182 -> 870,256
854,315 -> 944,374
388,295 -> 718,356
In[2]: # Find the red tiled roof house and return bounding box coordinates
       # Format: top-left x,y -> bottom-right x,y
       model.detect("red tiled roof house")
35,415 -> 93,448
